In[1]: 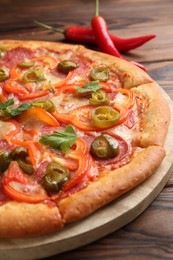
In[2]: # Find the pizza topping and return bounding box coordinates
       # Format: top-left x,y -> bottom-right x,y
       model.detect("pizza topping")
0,67 -> 9,82
75,80 -> 102,94
42,162 -> 71,192
23,68 -> 46,83
0,99 -> 32,119
90,134 -> 119,159
89,66 -> 110,81
2,161 -> 48,203
58,60 -> 79,73
91,106 -> 120,128
18,60 -> 35,69
0,151 -> 11,173
18,107 -> 59,128
31,99 -> 55,113
39,125 -> 77,153
10,146 -> 34,175
89,90 -> 110,105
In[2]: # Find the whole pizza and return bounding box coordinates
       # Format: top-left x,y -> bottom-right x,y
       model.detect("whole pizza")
0,40 -> 170,238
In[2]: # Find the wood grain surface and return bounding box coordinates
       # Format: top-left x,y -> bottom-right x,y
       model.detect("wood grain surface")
0,0 -> 173,259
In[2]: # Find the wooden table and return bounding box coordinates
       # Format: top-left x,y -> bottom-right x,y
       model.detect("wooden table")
1,0 -> 173,259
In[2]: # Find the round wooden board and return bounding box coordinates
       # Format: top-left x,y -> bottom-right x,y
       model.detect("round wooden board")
0,87 -> 173,260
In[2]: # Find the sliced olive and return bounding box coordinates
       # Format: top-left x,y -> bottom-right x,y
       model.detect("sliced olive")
43,163 -> 70,192
89,67 -> 110,82
10,146 -> 28,160
18,60 -> 35,69
10,146 -> 34,175
90,134 -> 120,159
0,68 -> 9,82
92,106 -> 120,128
17,158 -> 34,175
0,151 -> 11,173
90,90 -> 110,105
32,100 -> 55,113
23,69 -> 46,83
58,60 -> 78,73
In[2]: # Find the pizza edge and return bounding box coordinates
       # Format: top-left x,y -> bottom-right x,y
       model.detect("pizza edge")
58,145 -> 165,223
133,82 -> 171,147
0,202 -> 63,238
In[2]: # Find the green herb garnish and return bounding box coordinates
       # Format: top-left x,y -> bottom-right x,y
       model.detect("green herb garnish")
75,80 -> 102,94
39,125 -> 77,153
0,99 -> 32,119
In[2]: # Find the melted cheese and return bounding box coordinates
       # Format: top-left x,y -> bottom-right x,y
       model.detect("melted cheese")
0,121 -> 16,139
51,94 -> 89,114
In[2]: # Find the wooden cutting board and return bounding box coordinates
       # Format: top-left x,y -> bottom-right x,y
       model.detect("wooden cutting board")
0,88 -> 173,260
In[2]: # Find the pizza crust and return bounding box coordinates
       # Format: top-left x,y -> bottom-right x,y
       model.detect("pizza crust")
0,201 -> 63,238
58,146 -> 165,223
133,82 -> 170,147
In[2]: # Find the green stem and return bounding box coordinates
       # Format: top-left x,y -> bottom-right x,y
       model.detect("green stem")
34,20 -> 66,34
95,0 -> 99,16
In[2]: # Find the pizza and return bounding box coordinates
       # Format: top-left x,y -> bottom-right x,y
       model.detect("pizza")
0,40 -> 170,238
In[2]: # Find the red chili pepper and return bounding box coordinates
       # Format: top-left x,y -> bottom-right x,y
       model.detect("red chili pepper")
34,21 -> 156,52
90,0 -> 146,71
91,16 -> 123,58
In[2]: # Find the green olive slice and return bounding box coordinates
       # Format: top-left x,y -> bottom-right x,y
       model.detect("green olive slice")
90,134 -> 120,159
0,151 -> 11,173
0,68 -> 9,82
18,60 -> 35,69
92,106 -> 120,128
17,158 -> 34,175
23,68 -> 46,83
32,100 -> 55,113
43,163 -> 71,192
90,90 -> 110,105
10,146 -> 28,160
58,60 -> 78,73
89,67 -> 110,82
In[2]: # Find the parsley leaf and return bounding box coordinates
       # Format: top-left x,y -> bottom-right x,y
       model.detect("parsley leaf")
75,80 -> 102,93
0,99 -> 14,109
0,99 -> 32,118
7,103 -> 33,116
39,125 -> 77,153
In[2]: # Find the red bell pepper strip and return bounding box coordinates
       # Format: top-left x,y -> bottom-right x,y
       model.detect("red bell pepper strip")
4,79 -> 28,95
32,56 -> 58,70
19,90 -> 49,101
62,138 -> 91,191
18,107 -> 59,127
2,161 -> 48,203
34,21 -> 156,52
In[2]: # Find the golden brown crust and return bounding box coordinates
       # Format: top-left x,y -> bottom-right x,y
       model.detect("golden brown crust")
133,82 -> 170,147
0,201 -> 63,238
0,39 -> 78,52
58,146 -> 165,223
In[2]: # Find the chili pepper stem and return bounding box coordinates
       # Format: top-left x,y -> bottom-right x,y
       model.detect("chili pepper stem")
34,20 -> 66,35
95,0 -> 99,16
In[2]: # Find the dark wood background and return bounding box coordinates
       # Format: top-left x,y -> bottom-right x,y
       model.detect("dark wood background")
0,0 -> 173,259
